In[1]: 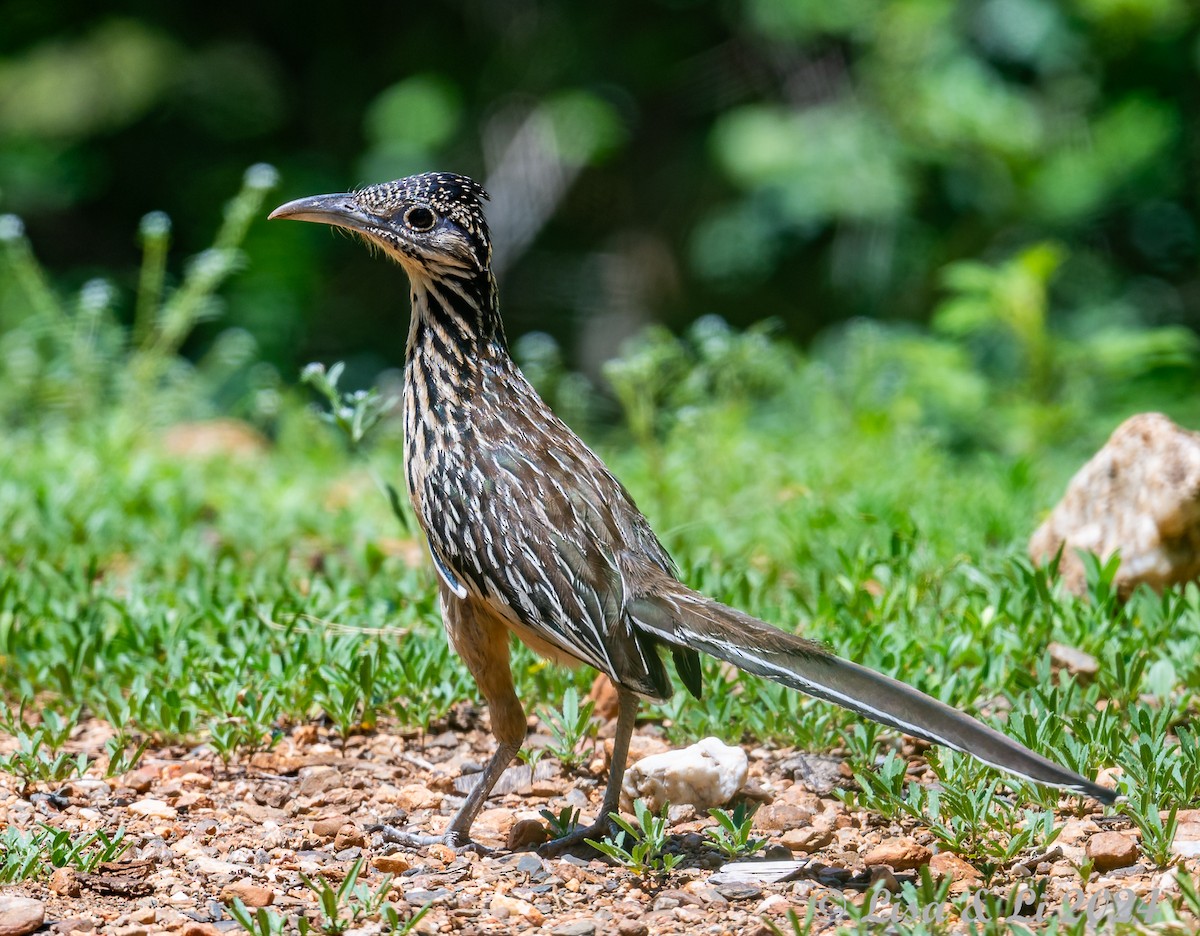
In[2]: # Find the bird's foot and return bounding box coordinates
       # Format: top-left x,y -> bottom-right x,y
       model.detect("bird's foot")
371,824 -> 493,855
538,816 -> 619,858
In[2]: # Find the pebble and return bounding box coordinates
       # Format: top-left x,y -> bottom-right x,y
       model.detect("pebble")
334,823 -> 366,849
1087,831 -> 1139,871
49,867 -> 81,897
490,893 -> 545,924
862,838 -> 932,871
129,798 -> 177,820
372,854 -> 411,874
297,766 -> 343,797
310,815 -> 347,839
1170,809 -> 1200,859
508,818 -> 549,850
219,880 -> 274,908
928,851 -> 982,893
428,842 -> 456,864
0,897 -> 44,936
550,921 -> 597,936
780,825 -> 834,853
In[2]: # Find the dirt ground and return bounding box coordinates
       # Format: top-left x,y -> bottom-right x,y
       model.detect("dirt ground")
2,709 -> 1195,935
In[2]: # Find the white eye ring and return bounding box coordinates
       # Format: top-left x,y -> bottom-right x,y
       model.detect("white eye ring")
405,206 -> 436,231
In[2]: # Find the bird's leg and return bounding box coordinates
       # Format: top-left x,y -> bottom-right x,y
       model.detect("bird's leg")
377,736 -> 522,853
380,599 -> 526,853
540,686 -> 640,857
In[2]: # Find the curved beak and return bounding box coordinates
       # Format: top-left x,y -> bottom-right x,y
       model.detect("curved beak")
268,193 -> 379,236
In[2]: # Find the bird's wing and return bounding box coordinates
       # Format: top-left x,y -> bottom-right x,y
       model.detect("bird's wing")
435,440 -> 674,700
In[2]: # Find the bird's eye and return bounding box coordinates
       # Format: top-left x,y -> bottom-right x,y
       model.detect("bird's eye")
405,206 -> 436,231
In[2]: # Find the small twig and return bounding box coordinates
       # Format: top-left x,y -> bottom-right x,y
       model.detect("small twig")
255,609 -> 410,638
1011,844 -> 1062,874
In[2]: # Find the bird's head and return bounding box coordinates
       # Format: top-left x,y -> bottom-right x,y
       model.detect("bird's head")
269,172 -> 492,279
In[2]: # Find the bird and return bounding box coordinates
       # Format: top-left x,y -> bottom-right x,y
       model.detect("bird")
269,172 -> 1115,853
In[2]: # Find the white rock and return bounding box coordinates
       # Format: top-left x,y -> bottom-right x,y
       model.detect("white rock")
621,737 -> 748,812
1030,413 -> 1200,595
189,855 -> 247,876
129,798 -> 177,819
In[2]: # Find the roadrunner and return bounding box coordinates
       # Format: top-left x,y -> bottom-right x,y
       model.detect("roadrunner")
270,173 -> 1115,852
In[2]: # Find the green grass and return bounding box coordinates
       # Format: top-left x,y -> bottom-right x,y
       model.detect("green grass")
0,177 -> 1198,926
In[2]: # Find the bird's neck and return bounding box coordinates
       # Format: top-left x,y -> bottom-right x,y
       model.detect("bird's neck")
405,270 -> 508,373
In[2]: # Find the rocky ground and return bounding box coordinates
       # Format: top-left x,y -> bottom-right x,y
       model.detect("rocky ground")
1,708 -> 1196,936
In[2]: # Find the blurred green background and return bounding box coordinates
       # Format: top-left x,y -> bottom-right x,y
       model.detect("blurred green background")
1,0 -> 1198,415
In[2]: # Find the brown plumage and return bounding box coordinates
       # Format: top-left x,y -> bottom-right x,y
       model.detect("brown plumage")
270,172 -> 1114,853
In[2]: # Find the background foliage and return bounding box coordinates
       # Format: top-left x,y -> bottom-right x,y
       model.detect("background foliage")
1,5 -> 1199,919
1,0 -> 1198,393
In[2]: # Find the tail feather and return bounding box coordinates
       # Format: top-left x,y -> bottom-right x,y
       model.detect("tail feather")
628,587 -> 1116,805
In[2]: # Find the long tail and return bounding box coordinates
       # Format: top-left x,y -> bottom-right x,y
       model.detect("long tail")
627,585 -> 1116,805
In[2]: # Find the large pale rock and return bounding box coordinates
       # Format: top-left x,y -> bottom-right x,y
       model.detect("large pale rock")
1030,413 -> 1200,595
621,737 -> 748,812
0,897 -> 44,936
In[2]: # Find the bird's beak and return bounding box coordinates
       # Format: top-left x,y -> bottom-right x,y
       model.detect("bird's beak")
268,193 -> 378,237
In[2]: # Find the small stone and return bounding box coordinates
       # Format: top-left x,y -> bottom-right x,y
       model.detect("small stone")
1172,810 -> 1200,859
863,838 -> 932,871
395,783 -> 441,811
551,921 -> 597,936
428,842 -> 456,864
490,893 -> 544,924
334,823 -> 366,850
111,925 -> 147,936
928,851 -> 982,894
130,909 -> 157,925
49,867 -> 81,897
1047,642 -> 1100,680
755,801 -> 818,832
190,855 -> 245,875
373,854 -> 411,874
1058,817 -> 1102,845
220,880 -> 274,908
311,815 -> 347,839
118,765 -> 159,794
756,893 -> 791,915
129,798 -> 177,819
622,737 -> 748,812
715,883 -> 762,901
516,853 -> 545,875
507,818 -> 549,850
298,766 -> 343,797
0,897 -> 45,936
780,825 -> 834,853
181,924 -> 222,936
1087,831 -> 1139,872
617,921 -> 649,936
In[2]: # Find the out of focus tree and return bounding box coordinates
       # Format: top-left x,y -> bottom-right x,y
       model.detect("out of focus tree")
0,0 -> 1196,385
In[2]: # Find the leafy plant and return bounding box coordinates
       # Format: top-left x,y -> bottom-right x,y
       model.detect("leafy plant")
301,362 -> 398,452
587,799 -> 682,882
0,825 -> 130,883
706,803 -> 767,860
0,705 -> 88,790
539,805 -> 580,839
537,686 -> 598,770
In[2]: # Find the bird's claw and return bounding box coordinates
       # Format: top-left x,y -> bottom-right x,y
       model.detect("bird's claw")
538,817 -> 619,858
370,824 -> 493,855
